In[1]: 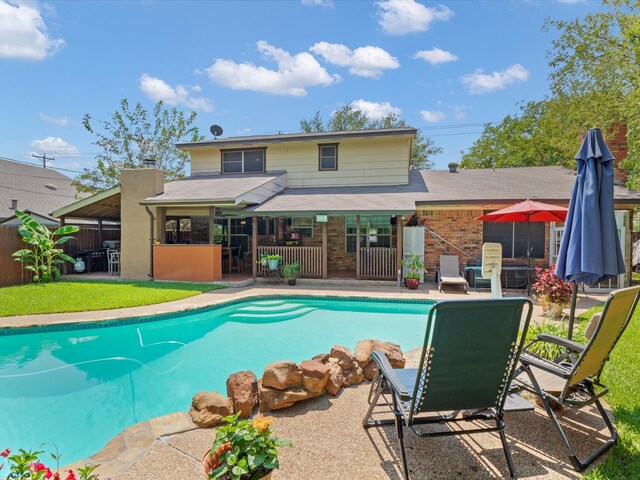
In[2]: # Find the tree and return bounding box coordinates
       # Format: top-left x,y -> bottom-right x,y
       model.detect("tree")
76,99 -> 204,193
300,105 -> 441,170
460,99 -> 578,169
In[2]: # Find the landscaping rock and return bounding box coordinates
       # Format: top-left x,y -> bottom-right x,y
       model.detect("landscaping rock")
326,363 -> 344,396
342,364 -> 365,387
262,361 -> 302,390
363,361 -> 378,381
328,345 -> 358,372
354,339 -> 406,369
227,370 -> 258,418
300,360 -> 330,393
258,382 -> 324,411
312,353 -> 329,363
189,392 -> 232,427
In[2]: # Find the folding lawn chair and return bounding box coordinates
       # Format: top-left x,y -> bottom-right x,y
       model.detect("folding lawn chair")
363,298 -> 534,479
514,285 -> 640,471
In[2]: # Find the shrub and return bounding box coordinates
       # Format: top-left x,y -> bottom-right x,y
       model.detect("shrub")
532,264 -> 573,310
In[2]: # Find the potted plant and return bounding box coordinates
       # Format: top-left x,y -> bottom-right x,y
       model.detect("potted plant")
532,264 -> 573,319
0,446 -> 100,480
402,253 -> 426,290
202,413 -> 291,480
258,254 -> 282,270
282,261 -> 300,286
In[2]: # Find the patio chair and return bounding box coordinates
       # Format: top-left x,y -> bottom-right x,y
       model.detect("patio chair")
437,255 -> 468,293
363,298 -> 534,479
107,249 -> 120,276
231,245 -> 244,273
514,285 -> 640,471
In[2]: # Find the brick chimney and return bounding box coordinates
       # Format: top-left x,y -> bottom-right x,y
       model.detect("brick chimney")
606,124 -> 628,186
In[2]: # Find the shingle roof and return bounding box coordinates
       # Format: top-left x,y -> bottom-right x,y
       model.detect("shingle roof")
0,159 -> 79,220
416,166 -> 640,206
177,128 -> 417,149
141,172 -> 286,206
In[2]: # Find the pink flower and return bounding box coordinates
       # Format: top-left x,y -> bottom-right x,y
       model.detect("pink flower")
0,448 -> 9,457
65,469 -> 77,480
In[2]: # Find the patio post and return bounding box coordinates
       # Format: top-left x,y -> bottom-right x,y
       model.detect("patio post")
252,215 -> 258,279
356,215 -> 361,279
322,220 -> 328,279
97,219 -> 103,247
396,215 -> 402,275
208,207 -> 216,244
157,207 -> 166,243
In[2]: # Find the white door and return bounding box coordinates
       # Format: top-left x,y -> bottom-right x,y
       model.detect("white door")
549,211 -> 627,291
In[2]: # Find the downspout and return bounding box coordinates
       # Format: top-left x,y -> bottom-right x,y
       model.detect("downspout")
145,206 -> 155,279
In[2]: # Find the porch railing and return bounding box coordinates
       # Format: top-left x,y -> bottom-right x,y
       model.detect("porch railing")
359,247 -> 397,280
257,246 -> 323,278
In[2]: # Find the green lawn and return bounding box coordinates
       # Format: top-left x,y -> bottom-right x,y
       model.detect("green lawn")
0,280 -> 225,317
569,304 -> 640,479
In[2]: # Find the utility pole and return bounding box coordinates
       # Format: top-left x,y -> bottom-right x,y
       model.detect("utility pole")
32,153 -> 55,168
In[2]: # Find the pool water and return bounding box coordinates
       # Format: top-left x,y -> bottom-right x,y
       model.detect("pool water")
0,297 -> 433,463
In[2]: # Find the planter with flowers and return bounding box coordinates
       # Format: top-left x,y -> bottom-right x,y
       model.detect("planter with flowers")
202,413 -> 291,480
0,447 -> 100,480
531,264 -> 573,319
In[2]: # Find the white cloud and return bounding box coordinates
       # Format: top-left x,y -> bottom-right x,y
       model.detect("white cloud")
310,42 -> 399,78
206,41 -> 338,96
301,0 -> 334,7
349,99 -> 401,120
461,64 -> 529,94
0,0 -> 64,60
414,47 -> 457,65
139,74 -> 213,112
450,104 -> 469,120
420,110 -> 446,122
31,137 -> 79,157
376,0 -> 453,36
38,112 -> 70,126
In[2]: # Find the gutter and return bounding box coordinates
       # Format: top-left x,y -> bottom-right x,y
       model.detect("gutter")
144,206 -> 155,279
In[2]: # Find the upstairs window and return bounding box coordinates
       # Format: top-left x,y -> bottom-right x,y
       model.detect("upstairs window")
318,143 -> 338,171
222,148 -> 266,174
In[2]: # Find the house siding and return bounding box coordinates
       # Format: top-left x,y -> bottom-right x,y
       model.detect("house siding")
188,136 -> 411,187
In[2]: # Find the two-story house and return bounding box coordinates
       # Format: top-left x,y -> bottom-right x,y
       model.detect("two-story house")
53,126 -> 640,289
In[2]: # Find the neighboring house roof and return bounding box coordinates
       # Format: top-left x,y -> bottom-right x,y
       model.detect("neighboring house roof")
0,159 -> 79,221
177,128 -> 417,149
0,210 -> 57,226
141,172 -> 287,207
416,166 -> 640,207
248,171 -> 427,215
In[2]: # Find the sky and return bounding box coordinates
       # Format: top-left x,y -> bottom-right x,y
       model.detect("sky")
0,0 -> 604,177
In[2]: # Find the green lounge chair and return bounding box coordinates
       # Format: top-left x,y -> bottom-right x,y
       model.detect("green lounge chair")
514,285 -> 640,471
363,298 -> 534,479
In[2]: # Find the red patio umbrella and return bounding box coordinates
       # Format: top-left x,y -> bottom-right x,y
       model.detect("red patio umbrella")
476,200 -> 568,293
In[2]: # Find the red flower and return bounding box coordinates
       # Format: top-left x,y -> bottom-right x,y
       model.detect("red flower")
65,469 -> 77,480
0,448 -> 9,457
53,473 -> 61,480
30,462 -> 47,472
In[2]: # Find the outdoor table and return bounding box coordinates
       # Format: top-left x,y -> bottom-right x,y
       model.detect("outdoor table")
465,265 -> 535,294
221,247 -> 234,273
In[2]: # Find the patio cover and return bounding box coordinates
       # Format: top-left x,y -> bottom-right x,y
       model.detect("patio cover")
51,185 -> 121,221
141,172 -> 286,207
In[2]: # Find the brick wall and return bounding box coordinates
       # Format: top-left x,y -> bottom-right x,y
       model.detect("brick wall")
417,209 -> 552,280
606,124 -> 628,186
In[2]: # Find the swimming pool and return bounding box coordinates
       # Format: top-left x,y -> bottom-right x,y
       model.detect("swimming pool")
0,296 -> 433,463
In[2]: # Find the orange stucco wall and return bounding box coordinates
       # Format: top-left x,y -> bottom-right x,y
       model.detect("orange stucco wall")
153,244 -> 222,282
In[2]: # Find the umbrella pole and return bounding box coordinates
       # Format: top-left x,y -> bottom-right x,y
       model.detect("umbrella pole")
567,281 -> 578,340
527,218 -> 531,296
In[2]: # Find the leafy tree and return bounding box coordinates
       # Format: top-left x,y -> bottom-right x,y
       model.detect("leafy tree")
300,105 -> 441,170
76,99 -> 204,193
545,0 -> 640,187
12,210 -> 79,284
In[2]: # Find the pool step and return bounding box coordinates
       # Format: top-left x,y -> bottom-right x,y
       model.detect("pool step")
229,306 -> 316,323
237,303 -> 307,314
249,300 -> 288,307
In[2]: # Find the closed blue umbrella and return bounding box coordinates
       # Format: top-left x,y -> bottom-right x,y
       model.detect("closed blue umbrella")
555,127 -> 625,339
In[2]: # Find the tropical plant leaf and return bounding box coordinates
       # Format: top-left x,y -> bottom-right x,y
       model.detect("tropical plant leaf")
53,225 -> 80,236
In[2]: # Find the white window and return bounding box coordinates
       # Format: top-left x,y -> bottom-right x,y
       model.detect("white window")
222,149 -> 265,174
291,217 -> 314,238
318,144 -> 338,171
345,216 -> 392,253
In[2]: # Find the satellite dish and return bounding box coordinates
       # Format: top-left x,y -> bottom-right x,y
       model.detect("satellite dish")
210,125 -> 223,139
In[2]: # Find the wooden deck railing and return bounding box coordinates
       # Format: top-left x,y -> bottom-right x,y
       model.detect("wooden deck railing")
359,247 -> 397,280
257,246 -> 323,278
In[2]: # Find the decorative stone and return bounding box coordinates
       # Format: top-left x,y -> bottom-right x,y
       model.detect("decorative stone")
354,339 -> 406,369
312,353 -> 329,363
363,361 -> 378,381
189,392 -> 232,427
227,371 -> 258,418
300,360 -> 330,393
342,364 -> 365,387
326,363 -> 344,396
262,361 -> 302,390
328,345 -> 358,372
258,382 -> 324,411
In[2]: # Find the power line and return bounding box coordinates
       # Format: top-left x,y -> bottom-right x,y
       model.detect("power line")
32,153 -> 55,168
0,156 -> 84,174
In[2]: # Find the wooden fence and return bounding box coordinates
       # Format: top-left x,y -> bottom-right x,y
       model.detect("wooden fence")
0,226 -> 120,287
359,247 -> 397,280
257,246 -> 323,278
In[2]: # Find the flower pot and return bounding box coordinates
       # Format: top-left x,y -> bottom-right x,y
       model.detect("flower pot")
544,303 -> 565,319
404,278 -> 419,290
267,259 -> 279,270
202,450 -> 273,479
287,279 -> 296,286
